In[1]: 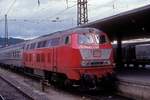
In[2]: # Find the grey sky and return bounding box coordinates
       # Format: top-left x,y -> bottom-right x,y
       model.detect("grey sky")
0,0 -> 150,39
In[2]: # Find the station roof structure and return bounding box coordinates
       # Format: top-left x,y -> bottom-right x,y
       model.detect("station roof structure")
80,4 -> 150,41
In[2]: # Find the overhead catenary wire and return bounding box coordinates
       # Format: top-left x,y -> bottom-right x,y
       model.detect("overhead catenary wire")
0,0 -> 76,22
0,0 -> 16,20
88,0 -> 118,21
0,0 -> 116,24
6,0 -> 17,15
1,0 -> 117,24
46,4 -> 77,20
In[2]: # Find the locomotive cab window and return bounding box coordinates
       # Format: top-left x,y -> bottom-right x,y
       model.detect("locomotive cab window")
95,34 -> 108,44
100,35 -> 106,44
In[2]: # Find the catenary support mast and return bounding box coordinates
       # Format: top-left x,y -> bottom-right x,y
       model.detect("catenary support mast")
5,14 -> 8,47
77,0 -> 88,26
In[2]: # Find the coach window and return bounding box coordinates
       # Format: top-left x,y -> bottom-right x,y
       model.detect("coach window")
23,44 -> 25,49
14,51 -> 16,57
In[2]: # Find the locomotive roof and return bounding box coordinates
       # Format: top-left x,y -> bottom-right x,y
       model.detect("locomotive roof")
25,27 -> 101,44
40,27 -> 100,38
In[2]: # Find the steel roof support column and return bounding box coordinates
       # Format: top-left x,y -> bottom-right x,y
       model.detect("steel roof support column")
116,35 -> 123,68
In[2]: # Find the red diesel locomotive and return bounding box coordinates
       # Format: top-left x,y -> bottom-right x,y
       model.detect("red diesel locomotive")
0,28 -> 114,88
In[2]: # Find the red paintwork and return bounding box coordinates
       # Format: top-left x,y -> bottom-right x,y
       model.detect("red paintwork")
23,30 -> 114,80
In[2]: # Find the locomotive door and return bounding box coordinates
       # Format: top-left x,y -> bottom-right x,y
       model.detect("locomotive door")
52,48 -> 57,72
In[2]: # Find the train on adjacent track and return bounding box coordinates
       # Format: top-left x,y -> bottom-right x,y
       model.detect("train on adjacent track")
113,42 -> 150,68
0,28 -> 115,89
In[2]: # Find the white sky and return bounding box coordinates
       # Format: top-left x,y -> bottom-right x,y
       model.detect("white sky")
0,0 -> 150,39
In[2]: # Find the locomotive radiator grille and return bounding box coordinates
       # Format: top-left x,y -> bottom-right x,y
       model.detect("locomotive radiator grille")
81,60 -> 111,67
80,49 -> 112,60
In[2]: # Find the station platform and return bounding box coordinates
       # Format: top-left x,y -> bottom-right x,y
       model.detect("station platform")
117,68 -> 150,100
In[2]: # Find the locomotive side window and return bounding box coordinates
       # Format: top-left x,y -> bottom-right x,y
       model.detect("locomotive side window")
26,44 -> 30,50
37,41 -> 47,48
65,36 -> 69,44
49,38 -> 60,46
37,42 -> 41,48
30,43 -> 36,49
63,36 -> 70,44
42,41 -> 47,47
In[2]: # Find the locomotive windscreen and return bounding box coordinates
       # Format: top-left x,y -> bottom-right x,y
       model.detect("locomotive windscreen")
78,32 -> 108,45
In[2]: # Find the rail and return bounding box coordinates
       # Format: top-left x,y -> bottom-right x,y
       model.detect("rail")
0,95 -> 5,100
0,75 -> 34,100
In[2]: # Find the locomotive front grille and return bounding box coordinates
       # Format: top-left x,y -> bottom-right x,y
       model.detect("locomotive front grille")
80,49 -> 112,60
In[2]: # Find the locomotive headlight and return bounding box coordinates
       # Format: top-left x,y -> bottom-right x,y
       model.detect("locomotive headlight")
81,60 -> 89,66
104,60 -> 111,65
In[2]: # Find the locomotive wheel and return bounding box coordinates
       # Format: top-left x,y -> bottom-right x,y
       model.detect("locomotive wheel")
50,73 -> 67,88
50,73 -> 57,86
64,79 -> 73,89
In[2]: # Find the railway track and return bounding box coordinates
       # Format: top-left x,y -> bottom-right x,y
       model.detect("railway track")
0,74 -> 34,100
0,68 -> 50,100
0,66 -> 130,100
0,95 -> 5,100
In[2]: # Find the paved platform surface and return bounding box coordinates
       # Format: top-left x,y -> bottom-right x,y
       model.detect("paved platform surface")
117,68 -> 150,100
117,69 -> 150,85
